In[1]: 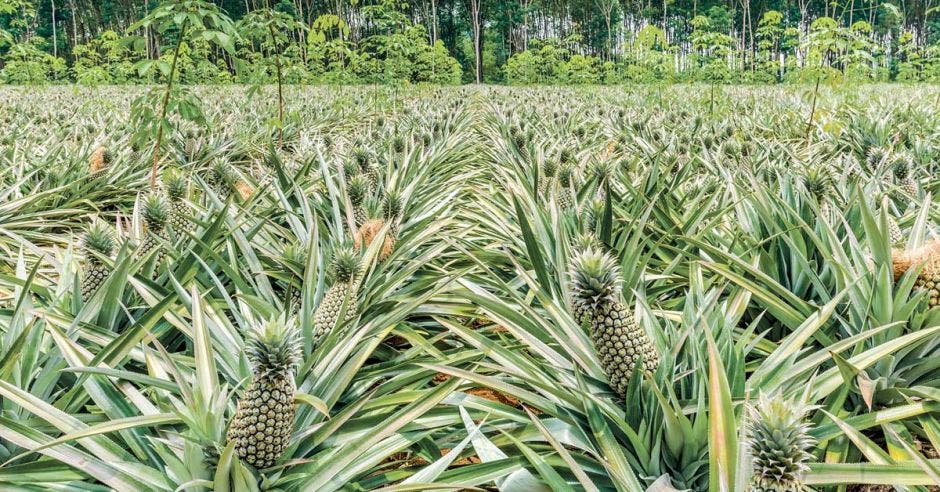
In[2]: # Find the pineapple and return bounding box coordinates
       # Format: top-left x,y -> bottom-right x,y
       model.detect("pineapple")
354,219 -> 396,261
139,194 -> 170,269
352,149 -> 377,191
892,239 -> 940,308
348,175 -> 370,227
163,170 -> 191,234
81,224 -> 116,302
206,160 -> 233,200
746,394 -> 815,492
583,199 -> 606,237
89,146 -> 112,174
892,153 -> 918,197
313,248 -> 361,341
569,248 -> 659,398
887,215 -> 904,247
801,166 -> 834,218
557,165 -> 575,210
538,159 -> 558,199
591,161 -> 612,201
381,191 -> 403,256
226,318 -> 301,469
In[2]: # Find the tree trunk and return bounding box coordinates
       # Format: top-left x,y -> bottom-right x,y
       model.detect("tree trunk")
467,0 -> 483,83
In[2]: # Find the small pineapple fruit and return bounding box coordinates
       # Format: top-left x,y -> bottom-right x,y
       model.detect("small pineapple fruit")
747,394 -> 815,492
569,248 -> 659,398
206,160 -> 233,200
89,147 -> 112,174
139,194 -> 170,268
887,215 -> 904,247
802,166 -> 834,218
557,165 -> 575,210
81,224 -> 116,302
348,175 -> 370,227
892,153 -> 918,197
381,191 -> 403,257
163,170 -> 191,234
226,318 -> 301,469
538,160 -> 558,199
313,248 -> 361,340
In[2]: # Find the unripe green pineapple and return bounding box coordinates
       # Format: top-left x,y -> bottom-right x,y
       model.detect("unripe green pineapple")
352,149 -> 377,191
569,248 -> 659,398
538,160 -> 559,198
801,166 -> 834,218
383,191 -> 403,252
81,224 -> 116,302
313,248 -> 361,340
887,215 -> 904,247
747,394 -> 815,492
226,318 -> 301,469
557,165 -> 575,210
139,194 -> 170,268
206,160 -> 233,200
163,170 -> 191,234
348,175 -> 370,227
892,154 -> 918,197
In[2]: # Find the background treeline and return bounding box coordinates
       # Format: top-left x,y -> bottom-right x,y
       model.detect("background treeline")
1,0 -> 940,84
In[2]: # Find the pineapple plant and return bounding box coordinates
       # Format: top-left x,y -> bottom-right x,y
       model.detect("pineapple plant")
801,165 -> 834,218
280,243 -> 305,315
80,223 -> 116,302
206,160 -> 234,201
226,318 -> 301,469
139,194 -> 170,269
569,247 -> 659,398
746,394 -> 816,492
313,247 -> 361,340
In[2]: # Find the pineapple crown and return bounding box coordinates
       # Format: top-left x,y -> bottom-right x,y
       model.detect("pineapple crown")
747,393 -> 816,490
343,160 -> 361,178
572,232 -> 600,252
559,148 -> 574,164
392,135 -> 406,152
867,147 -> 889,167
591,160 -> 612,181
330,247 -> 361,283
210,159 -> 233,184
83,223 -> 116,260
163,170 -> 188,200
801,166 -> 834,200
352,148 -> 370,169
280,243 -> 305,269
584,199 -> 606,233
383,191 -> 403,220
892,153 -> 912,179
543,160 -> 558,178
348,175 -> 369,206
142,194 -> 170,229
569,247 -> 622,305
247,318 -> 302,379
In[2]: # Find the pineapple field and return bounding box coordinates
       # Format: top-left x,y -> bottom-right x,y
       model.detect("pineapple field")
3,84 -> 940,492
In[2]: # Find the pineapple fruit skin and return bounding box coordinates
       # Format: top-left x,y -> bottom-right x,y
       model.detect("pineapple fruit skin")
313,282 -> 358,340
226,374 -> 296,469
81,264 -> 110,302
574,299 -> 660,398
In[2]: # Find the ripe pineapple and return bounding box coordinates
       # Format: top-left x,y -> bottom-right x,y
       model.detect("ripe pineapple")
313,248 -> 361,340
746,394 -> 815,492
89,146 -> 112,174
81,224 -> 116,302
569,248 -> 659,398
348,175 -> 370,227
163,170 -> 191,234
226,318 -> 301,469
354,219 -> 396,261
892,239 -> 940,308
139,194 -> 170,268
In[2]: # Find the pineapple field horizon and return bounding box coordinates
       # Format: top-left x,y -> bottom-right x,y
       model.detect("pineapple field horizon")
2,83 -> 940,491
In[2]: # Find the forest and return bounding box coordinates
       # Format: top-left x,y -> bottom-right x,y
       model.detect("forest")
1,0 -> 940,85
